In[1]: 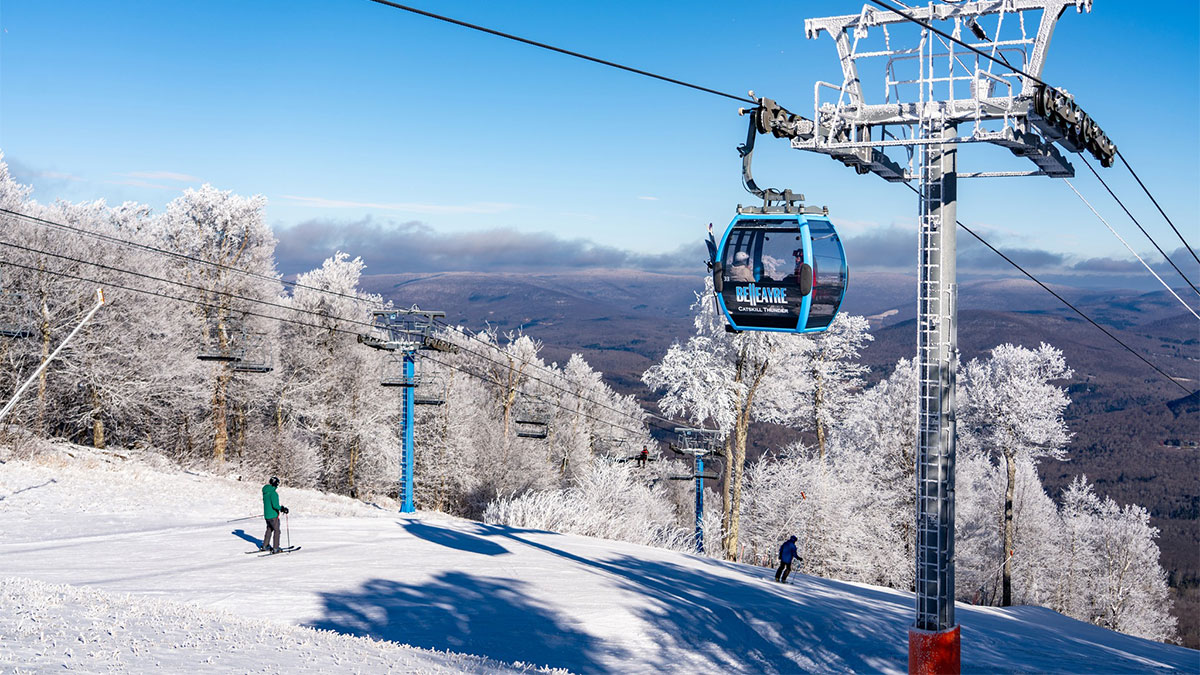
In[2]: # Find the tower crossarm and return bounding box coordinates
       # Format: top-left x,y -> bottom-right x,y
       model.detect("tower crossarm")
805,0 -> 1090,95
789,0 -> 1110,180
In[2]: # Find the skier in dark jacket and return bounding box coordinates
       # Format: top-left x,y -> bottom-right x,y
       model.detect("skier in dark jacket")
261,476 -> 289,553
775,535 -> 799,583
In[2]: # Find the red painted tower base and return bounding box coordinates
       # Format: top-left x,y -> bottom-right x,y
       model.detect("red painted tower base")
909,624 -> 960,675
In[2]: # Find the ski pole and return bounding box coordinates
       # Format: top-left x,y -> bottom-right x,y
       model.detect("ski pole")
285,512 -> 291,549
226,515 -> 258,523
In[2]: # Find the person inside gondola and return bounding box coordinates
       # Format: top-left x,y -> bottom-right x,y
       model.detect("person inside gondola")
780,248 -> 803,284
729,250 -> 755,282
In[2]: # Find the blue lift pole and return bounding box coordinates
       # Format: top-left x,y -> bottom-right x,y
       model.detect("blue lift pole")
400,350 -> 416,513
694,453 -> 704,553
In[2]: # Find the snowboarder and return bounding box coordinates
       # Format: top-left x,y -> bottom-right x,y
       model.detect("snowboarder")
637,446 -> 649,468
261,476 -> 289,553
775,535 -> 799,583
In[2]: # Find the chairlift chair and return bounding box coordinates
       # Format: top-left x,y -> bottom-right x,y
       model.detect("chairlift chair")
381,353 -> 418,387
413,373 -> 446,406
232,331 -> 273,373
513,397 -> 550,439
0,291 -> 34,338
197,317 -> 246,362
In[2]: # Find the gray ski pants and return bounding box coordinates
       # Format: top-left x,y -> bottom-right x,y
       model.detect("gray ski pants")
263,517 -> 281,549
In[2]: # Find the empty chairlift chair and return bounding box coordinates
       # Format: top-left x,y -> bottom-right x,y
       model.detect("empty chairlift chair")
380,353 -> 418,388
0,290 -> 34,338
197,317 -> 246,362
232,331 -> 273,373
412,373 -> 445,406
513,398 -> 550,439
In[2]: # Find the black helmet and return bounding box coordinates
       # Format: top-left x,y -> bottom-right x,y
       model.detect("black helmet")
269,476 -> 280,487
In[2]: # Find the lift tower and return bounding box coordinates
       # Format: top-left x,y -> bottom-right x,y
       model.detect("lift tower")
745,1 -> 1112,671
669,427 -> 721,553
359,308 -> 457,512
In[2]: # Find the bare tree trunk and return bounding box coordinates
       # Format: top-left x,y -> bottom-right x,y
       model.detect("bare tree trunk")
348,388 -> 360,498
212,370 -> 230,462
90,386 -> 105,449
36,300 -> 50,435
723,405 -> 752,560
1001,448 -> 1016,606
814,369 -> 827,460
720,434 -> 733,551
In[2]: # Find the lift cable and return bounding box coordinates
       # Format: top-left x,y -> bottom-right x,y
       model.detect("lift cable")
0,238 -> 386,333
364,0 -> 755,104
427,316 -> 690,433
1079,156 -> 1200,299
897,184 -> 1194,396
1061,179 -> 1199,320
0,208 -> 384,310
0,253 -> 685,438
0,256 -> 378,341
416,350 -> 670,439
0,212 -> 697,434
1117,150 -> 1200,267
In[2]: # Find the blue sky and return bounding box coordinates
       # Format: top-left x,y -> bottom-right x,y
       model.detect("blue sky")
1,0 -> 1196,287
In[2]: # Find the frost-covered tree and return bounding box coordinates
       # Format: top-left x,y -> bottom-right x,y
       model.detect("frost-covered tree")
961,343 -> 1072,606
157,185 -> 279,462
828,357 -> 919,588
1051,477 -> 1178,642
775,314 -> 873,459
483,459 -> 693,551
277,252 -> 392,495
643,282 -> 820,560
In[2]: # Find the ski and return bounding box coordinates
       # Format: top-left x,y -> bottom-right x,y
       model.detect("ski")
249,546 -> 301,555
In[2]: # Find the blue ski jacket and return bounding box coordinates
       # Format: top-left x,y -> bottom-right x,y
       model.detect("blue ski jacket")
779,538 -> 798,564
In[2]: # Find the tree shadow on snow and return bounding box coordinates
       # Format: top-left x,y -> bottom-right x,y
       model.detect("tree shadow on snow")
472,523 -> 916,673
309,571 -> 618,673
398,519 -> 511,556
0,478 -> 56,501
467,525 -> 1196,673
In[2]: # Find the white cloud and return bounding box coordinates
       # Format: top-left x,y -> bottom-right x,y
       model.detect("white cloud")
37,170 -> 84,182
278,195 -> 517,215
122,171 -> 200,182
637,196 -> 659,201
104,179 -> 171,190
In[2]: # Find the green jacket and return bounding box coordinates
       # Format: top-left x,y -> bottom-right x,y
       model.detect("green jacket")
263,484 -> 282,519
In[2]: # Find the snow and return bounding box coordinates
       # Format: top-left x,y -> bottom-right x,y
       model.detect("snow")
2,444 -> 1197,674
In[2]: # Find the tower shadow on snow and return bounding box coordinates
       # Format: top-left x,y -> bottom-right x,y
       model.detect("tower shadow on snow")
308,571 -> 616,673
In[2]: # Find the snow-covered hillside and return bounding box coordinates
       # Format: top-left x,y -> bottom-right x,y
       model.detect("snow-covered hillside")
2,444 -> 1196,674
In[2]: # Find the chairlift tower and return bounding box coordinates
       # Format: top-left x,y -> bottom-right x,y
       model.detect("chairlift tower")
359,307 -> 457,512
670,428 -> 721,553
745,1 -> 1111,671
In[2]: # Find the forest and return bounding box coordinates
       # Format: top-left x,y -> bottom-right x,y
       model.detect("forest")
0,158 -> 1180,645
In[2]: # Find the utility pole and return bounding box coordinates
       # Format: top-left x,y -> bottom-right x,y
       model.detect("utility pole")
741,2 -> 1110,671
359,307 -> 457,513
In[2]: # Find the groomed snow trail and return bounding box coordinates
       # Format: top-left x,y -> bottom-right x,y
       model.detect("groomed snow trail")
2,445 -> 1197,674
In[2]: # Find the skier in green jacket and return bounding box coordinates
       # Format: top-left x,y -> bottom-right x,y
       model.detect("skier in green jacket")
261,476 -> 289,553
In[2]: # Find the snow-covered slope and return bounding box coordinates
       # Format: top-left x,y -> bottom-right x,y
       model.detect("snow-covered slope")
2,444 -> 1197,674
